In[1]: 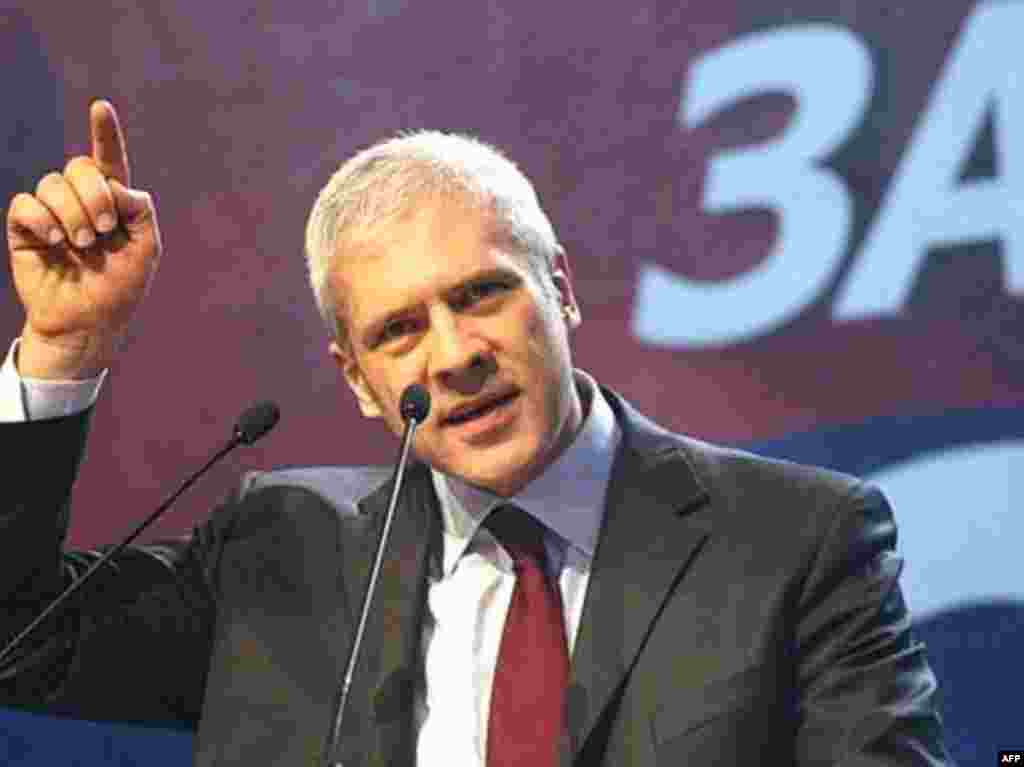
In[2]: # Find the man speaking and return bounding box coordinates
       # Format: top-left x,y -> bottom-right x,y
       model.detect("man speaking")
0,100 -> 953,765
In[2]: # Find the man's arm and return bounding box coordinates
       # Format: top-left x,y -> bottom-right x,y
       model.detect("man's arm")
795,482 -> 954,765
0,406 -> 95,700
0,100 -> 220,726
0,401 -> 225,726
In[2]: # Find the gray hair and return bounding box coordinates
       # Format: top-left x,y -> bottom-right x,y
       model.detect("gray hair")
304,130 -> 563,343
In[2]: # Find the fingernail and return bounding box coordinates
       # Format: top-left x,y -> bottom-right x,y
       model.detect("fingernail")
48,228 -> 65,245
96,213 -> 115,233
75,229 -> 96,248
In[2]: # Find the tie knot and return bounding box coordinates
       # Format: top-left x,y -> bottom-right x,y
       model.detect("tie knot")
484,505 -> 549,568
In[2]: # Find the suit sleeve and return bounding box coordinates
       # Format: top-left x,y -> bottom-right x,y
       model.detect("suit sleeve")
0,409 -> 236,728
794,481 -> 955,766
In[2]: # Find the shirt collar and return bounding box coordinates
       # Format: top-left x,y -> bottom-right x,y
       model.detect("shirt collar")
430,369 -> 621,577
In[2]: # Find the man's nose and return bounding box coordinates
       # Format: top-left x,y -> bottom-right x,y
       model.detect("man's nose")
429,313 -> 493,390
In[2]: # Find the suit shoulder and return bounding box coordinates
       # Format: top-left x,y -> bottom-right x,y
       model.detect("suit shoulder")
674,435 -> 885,529
681,435 -> 861,494
667,436 -> 897,585
237,464 -> 395,517
604,384 -> 876,515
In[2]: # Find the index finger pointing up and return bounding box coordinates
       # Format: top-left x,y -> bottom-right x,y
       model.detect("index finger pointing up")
90,99 -> 131,187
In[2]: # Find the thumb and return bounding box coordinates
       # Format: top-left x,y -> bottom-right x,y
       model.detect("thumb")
108,179 -> 153,228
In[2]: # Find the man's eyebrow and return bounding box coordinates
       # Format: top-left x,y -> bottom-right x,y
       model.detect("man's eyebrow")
443,266 -> 521,296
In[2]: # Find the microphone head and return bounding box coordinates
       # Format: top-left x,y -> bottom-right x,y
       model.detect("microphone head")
399,384 -> 431,423
235,401 -> 281,445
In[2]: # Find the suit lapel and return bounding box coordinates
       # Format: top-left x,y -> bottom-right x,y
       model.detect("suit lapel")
332,459 -> 441,767
566,390 -> 712,760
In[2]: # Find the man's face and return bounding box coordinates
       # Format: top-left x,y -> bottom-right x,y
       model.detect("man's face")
328,196 -> 583,497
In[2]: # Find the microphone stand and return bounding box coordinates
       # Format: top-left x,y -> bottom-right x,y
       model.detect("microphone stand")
323,384 -> 430,767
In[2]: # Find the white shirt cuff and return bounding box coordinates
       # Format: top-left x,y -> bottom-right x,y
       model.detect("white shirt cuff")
0,338 -> 107,422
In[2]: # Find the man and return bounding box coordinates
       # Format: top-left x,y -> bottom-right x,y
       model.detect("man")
1,100 -> 953,765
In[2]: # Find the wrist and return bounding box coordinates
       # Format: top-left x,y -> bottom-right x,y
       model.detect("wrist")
17,327 -> 115,380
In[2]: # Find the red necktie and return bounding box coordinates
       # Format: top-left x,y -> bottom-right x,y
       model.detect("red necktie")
484,505 -> 570,767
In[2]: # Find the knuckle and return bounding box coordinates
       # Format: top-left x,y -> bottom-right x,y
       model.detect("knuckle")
64,155 -> 94,176
8,194 -> 34,223
7,196 -> 50,236
9,192 -> 32,212
36,172 -> 64,195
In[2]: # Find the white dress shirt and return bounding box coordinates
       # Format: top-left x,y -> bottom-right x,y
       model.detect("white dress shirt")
0,339 -> 105,422
0,341 -> 623,766
417,370 -> 620,764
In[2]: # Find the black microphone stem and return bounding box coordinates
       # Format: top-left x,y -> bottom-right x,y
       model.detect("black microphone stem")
324,408 -> 425,767
0,431 -> 250,667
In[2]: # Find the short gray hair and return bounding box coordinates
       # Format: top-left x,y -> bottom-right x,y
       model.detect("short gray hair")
304,130 -> 563,342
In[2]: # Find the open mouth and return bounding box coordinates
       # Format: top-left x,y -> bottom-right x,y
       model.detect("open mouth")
445,391 -> 519,425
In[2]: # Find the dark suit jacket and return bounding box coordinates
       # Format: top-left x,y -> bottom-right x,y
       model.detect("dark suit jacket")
0,386 -> 953,765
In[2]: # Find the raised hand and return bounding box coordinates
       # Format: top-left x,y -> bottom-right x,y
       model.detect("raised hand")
6,99 -> 161,379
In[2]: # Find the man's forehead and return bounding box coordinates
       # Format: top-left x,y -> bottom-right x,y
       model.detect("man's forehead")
330,208 -> 523,320
338,216 -> 502,277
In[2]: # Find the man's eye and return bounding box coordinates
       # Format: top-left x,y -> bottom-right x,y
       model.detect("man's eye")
464,281 -> 505,304
380,318 -> 415,341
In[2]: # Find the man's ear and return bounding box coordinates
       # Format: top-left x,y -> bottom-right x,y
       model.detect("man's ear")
550,250 -> 582,330
329,340 -> 384,418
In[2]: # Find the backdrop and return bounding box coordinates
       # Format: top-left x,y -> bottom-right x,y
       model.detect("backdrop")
2,1 -> 1021,763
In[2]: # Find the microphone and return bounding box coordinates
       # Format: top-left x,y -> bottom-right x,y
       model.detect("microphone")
323,383 -> 431,767
235,400 -> 281,444
0,401 -> 281,667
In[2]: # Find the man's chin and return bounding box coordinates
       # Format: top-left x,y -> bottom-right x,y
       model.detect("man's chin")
440,456 -> 534,497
